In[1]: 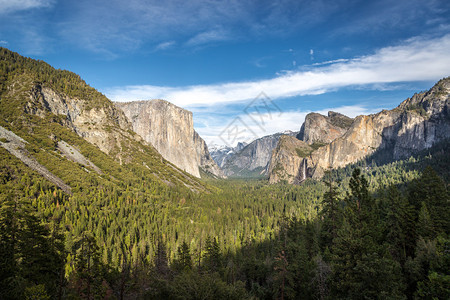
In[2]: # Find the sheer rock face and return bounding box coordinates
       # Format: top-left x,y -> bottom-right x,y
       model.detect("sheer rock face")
267,136 -> 312,184
297,111 -> 353,145
116,100 -> 223,178
27,85 -> 140,159
268,78 -> 450,183
193,131 -> 224,178
221,131 -> 297,177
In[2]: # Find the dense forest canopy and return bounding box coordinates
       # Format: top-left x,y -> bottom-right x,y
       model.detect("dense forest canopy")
1,141 -> 448,299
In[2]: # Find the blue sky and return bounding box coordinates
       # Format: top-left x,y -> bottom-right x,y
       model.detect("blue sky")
1,0 -> 449,146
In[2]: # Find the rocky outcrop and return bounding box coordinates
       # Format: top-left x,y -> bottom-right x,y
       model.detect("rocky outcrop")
0,126 -> 72,194
116,100 -> 224,178
57,140 -> 103,175
267,135 -> 312,184
193,131 -> 224,178
268,77 -> 450,183
297,111 -> 352,145
27,85 -> 140,158
221,131 -> 297,177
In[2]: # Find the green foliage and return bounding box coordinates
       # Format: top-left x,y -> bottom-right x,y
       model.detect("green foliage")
310,142 -> 327,151
173,241 -> 192,272
24,284 -> 50,300
295,147 -> 312,157
167,271 -> 248,300
0,192 -> 65,299
0,47 -> 110,109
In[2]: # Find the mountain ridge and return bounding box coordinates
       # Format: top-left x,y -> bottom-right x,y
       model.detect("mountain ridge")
268,77 -> 450,184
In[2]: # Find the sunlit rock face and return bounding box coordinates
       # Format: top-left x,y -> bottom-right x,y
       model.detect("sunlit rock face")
28,85 -> 141,159
117,100 -> 224,178
268,78 -> 450,184
297,111 -> 353,145
220,131 -> 297,178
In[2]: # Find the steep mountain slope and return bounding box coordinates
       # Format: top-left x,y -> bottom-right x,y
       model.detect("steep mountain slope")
0,47 -> 208,192
116,100 -> 224,178
193,130 -> 224,178
268,78 -> 450,183
221,131 -> 297,177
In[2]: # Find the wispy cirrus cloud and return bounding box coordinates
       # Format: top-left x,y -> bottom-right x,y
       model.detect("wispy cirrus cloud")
106,34 -> 450,107
154,41 -> 176,51
3,0 -> 449,57
52,0 -> 253,56
185,29 -> 231,46
0,0 -> 54,14
331,0 -> 449,36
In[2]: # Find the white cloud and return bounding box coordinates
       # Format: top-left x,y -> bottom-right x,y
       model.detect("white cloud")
311,58 -> 349,66
0,0 -> 54,14
154,41 -> 176,51
106,34 -> 450,107
185,29 -> 230,46
0,40 -> 7,45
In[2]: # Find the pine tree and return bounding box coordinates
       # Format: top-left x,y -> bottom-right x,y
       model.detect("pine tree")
154,239 -> 170,278
69,233 -> 108,299
408,166 -> 449,234
203,236 -> 222,273
320,170 -> 341,248
0,194 -> 65,299
174,241 -> 192,272
385,185 -> 416,264
416,202 -> 434,239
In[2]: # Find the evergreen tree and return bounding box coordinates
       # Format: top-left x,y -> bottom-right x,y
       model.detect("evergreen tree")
320,170 -> 341,248
68,233 -> 109,299
416,202 -> 434,239
154,239 -> 170,278
173,241 -> 192,272
0,194 -> 65,299
408,166 -> 449,234
385,185 -> 416,264
203,236 -> 222,273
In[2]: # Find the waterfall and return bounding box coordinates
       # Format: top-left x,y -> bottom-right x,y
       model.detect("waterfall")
297,158 -> 307,183
302,158 -> 307,181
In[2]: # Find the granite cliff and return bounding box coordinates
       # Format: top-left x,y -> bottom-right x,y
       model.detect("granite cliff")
267,135 -> 312,184
268,78 -> 450,184
220,131 -> 297,177
116,100 -> 224,178
26,84 -> 137,160
297,111 -> 353,145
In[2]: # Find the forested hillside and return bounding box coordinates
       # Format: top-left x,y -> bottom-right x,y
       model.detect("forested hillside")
1,138 -> 448,299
